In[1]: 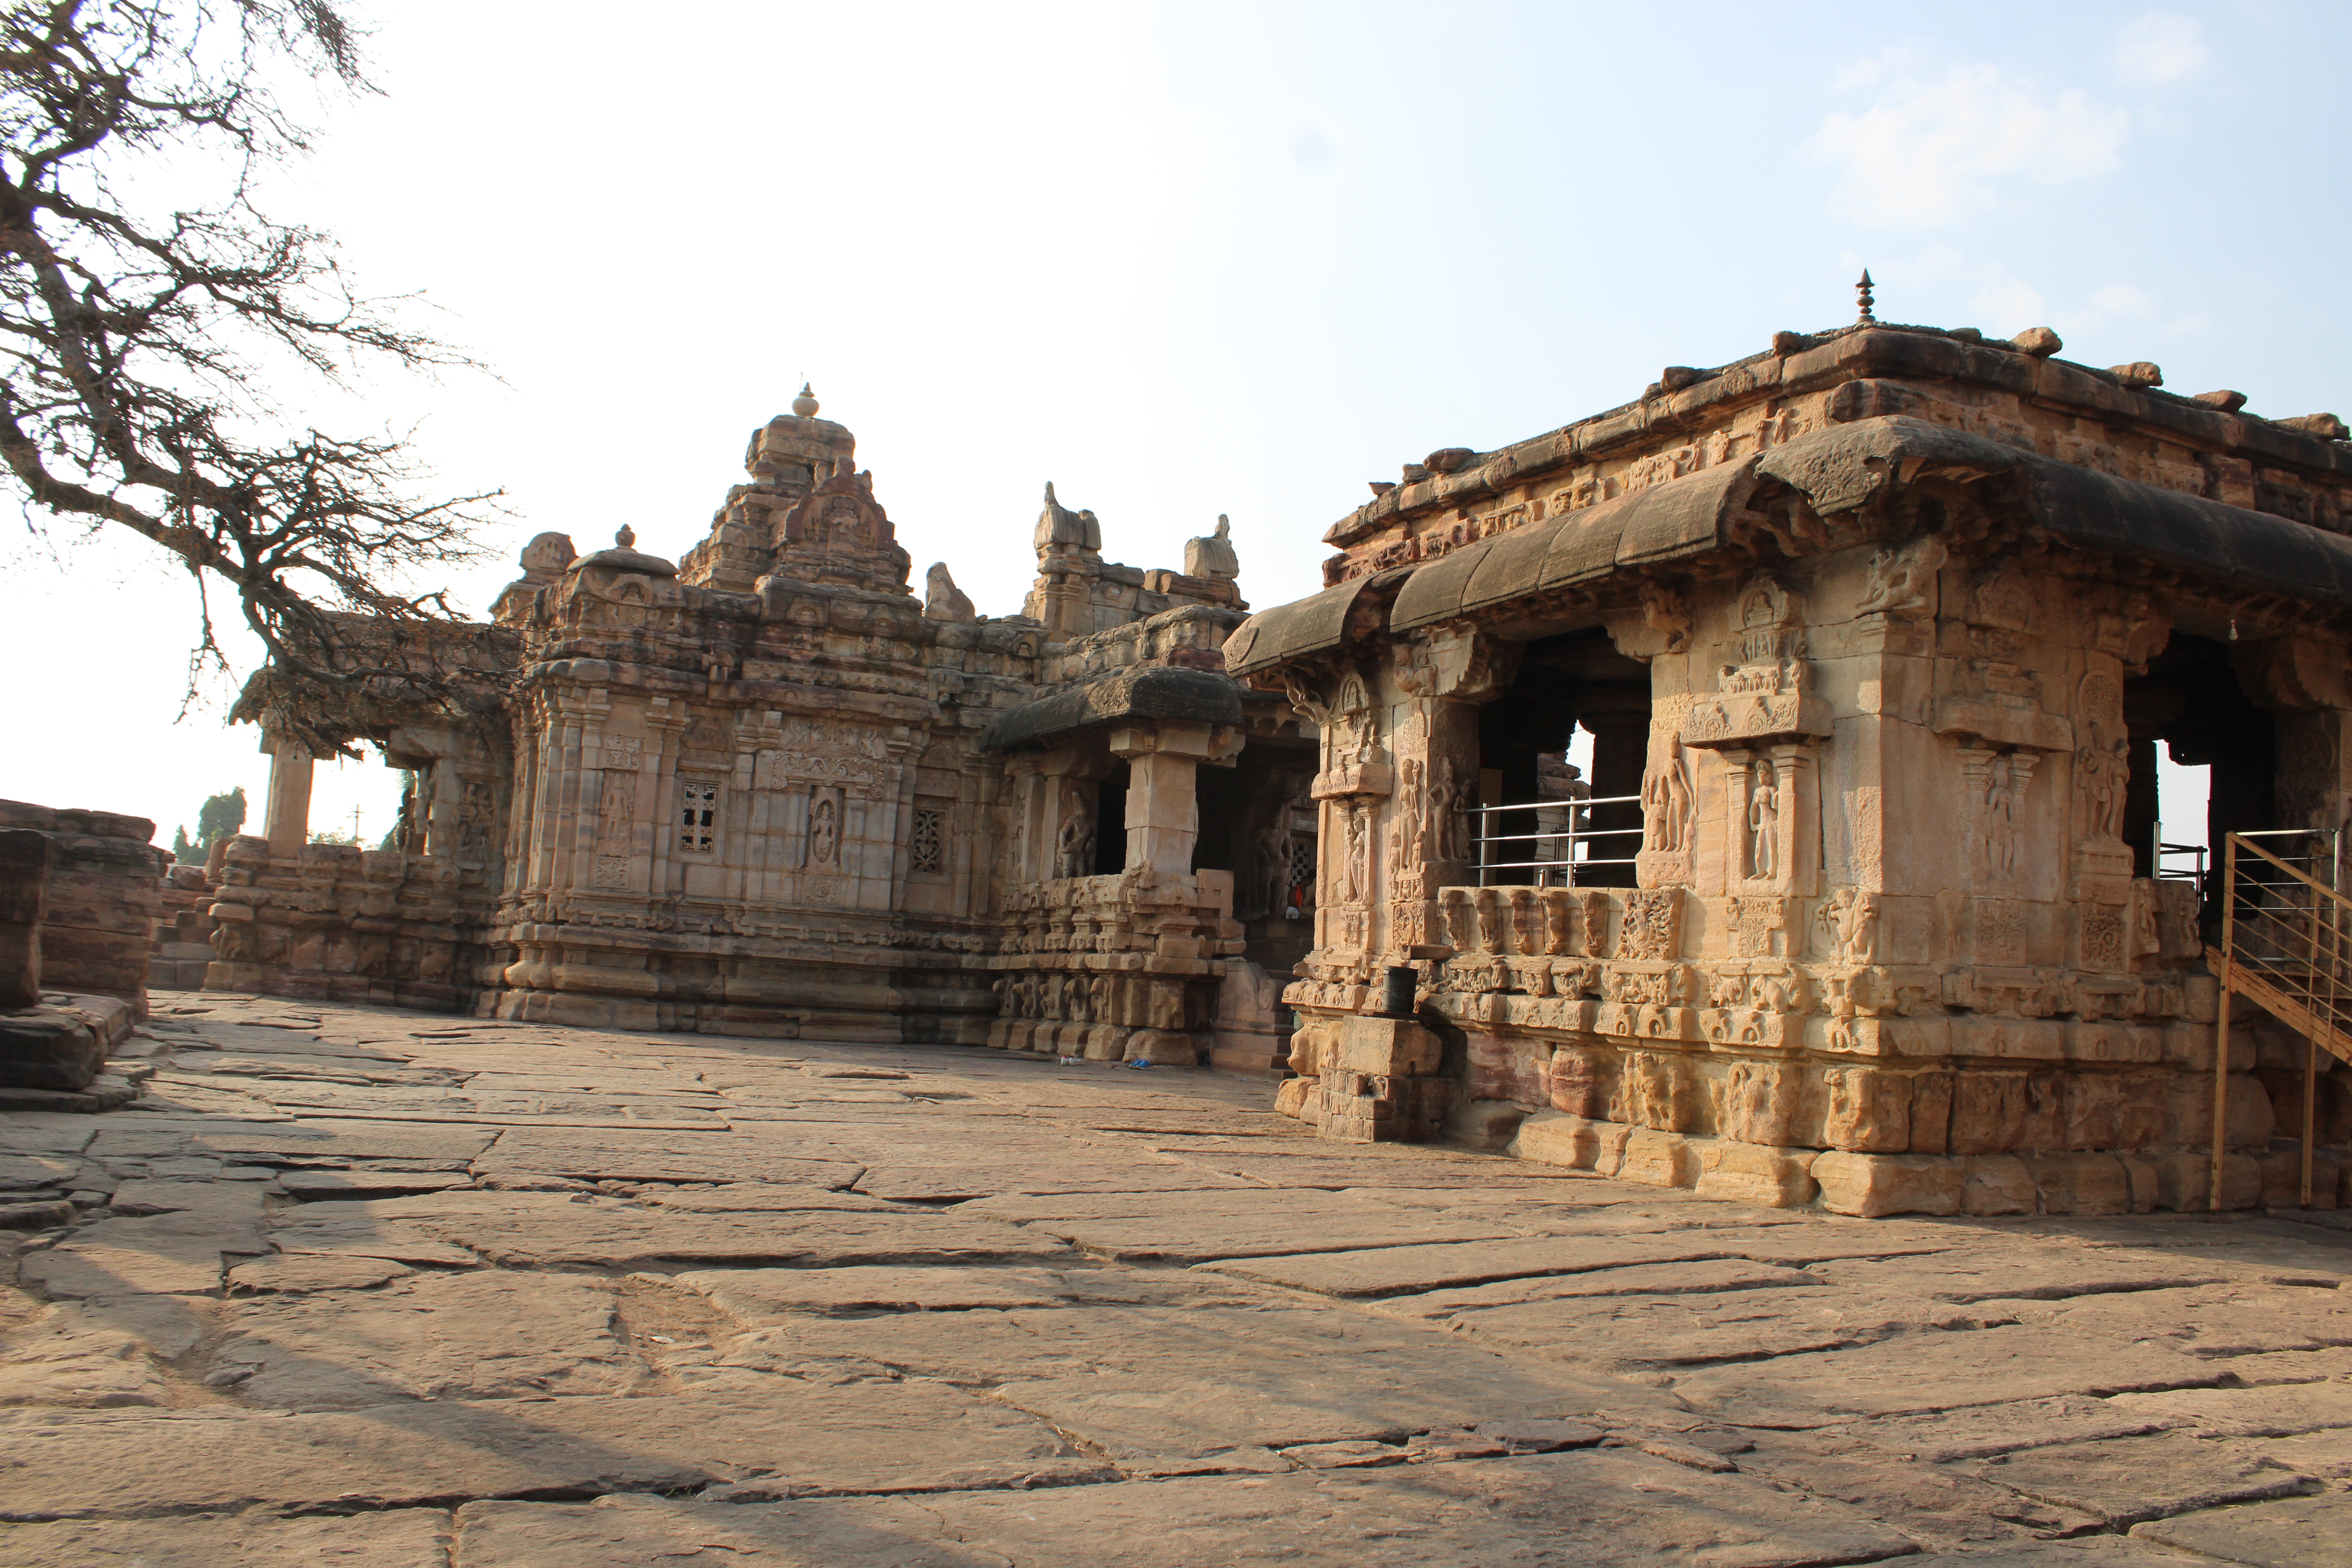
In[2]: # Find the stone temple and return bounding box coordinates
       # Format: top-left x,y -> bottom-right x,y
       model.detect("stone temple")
7,315 -> 2352,1220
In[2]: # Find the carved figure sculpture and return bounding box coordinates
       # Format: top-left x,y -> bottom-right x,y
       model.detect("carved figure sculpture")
1746,759 -> 1780,880
809,795 -> 839,867
1396,758 -> 1427,864
596,770 -> 635,851
1818,886 -> 1880,964
1853,535 -> 1949,616
1054,804 -> 1096,880
1253,822 -> 1292,917
1336,806 -> 1370,905
1641,737 -> 1693,853
1983,752 -> 2022,880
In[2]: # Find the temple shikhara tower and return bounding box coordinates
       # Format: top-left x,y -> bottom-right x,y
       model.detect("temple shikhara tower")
200,387 -> 1313,1074
107,311 -> 2352,1219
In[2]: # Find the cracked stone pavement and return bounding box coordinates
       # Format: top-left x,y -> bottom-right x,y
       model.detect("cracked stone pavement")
2,995 -> 2348,1565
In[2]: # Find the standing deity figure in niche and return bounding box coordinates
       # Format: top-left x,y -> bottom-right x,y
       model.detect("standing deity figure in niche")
1054,800 -> 1096,880
1747,760 -> 1780,881
1253,822 -> 1292,917
1984,752 -> 2022,880
1431,755 -> 1471,862
809,796 -> 839,867
596,770 -> 635,851
2078,735 -> 2129,842
1641,738 -> 1693,853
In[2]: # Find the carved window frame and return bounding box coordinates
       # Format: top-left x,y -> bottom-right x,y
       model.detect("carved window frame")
909,799 -> 951,878
677,779 -> 720,855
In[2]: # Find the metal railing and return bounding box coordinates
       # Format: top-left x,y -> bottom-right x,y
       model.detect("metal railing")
1467,793 -> 1642,887
2151,821 -> 2208,903
2209,828 -> 2350,1210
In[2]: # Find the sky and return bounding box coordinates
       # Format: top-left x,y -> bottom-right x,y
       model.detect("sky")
4,0 -> 2334,848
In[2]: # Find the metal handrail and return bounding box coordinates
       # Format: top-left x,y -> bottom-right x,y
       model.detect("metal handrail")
1466,793 -> 1642,887
2210,828 -> 2348,1210
2152,821 -> 2207,901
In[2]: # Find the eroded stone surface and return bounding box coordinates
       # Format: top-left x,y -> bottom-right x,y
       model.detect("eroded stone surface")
4,991 -> 2349,1561
0,1509 -> 454,1566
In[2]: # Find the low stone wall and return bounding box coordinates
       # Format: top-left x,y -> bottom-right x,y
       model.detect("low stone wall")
0,800 -> 167,1008
151,863 -> 217,990
983,870 -> 1241,1065
1279,882 -> 2347,1216
0,798 -> 165,1093
205,837 -> 487,1012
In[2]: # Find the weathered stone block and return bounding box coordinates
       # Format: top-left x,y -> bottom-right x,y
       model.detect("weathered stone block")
1336,1016 -> 1441,1078
1510,1111 -> 1628,1176
1693,1140 -> 1817,1207
1122,1029 -> 1200,1066
0,827 -> 50,1010
0,1006 -> 105,1091
1959,1154 -> 2034,1214
1811,1151 -> 1962,1217
1273,1075 -> 1316,1119
2023,1153 -> 2130,1216
1448,1099 -> 1526,1150
1465,1032 -> 1547,1106
2151,1151 -> 2262,1213
1949,1071 -> 2027,1154
1548,1044 -> 1615,1119
2257,1144 -> 2342,1209
1822,1065 -> 1910,1152
1617,1127 -> 1699,1188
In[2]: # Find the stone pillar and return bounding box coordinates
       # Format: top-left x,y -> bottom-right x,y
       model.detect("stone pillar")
1111,721 -> 1229,876
0,829 -> 51,1009
260,732 -> 314,859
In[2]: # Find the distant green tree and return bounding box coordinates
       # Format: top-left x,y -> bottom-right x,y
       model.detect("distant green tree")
195,787 -> 247,851
307,828 -> 359,846
169,824 -> 196,864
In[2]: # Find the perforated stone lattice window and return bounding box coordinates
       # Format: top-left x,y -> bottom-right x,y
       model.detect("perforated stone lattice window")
679,782 -> 718,853
910,808 -> 946,873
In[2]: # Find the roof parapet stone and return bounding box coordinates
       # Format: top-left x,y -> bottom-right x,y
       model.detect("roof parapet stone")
1322,320 -> 2351,548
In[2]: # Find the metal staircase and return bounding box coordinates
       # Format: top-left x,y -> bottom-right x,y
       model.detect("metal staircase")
2205,830 -> 2352,1209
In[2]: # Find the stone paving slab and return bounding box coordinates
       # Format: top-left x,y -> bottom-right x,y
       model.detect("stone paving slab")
0,1510 -> 454,1566
1813,1247 -> 2237,1302
664,1264 -> 1163,1319
1439,1286 -> 2002,1370
962,1190 -> 1526,1261
1960,1433 -> 2322,1526
6,993 -> 2351,1558
1670,1327 -> 2234,1426
1198,1233 -> 1755,1296
0,1386 -> 1109,1517
470,1125 -> 862,1185
1375,1256 -> 1823,1317
2130,1493 -> 2352,1565
209,1270 -> 639,1410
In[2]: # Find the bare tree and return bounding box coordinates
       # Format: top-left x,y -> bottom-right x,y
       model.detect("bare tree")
0,0 -> 498,752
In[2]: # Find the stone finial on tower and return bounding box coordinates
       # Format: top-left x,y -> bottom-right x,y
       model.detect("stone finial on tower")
1184,514 -> 1240,581
924,561 -> 977,623
616,525 -> 637,548
1034,481 -> 1102,554
791,383 -> 819,418
1856,270 -> 1877,325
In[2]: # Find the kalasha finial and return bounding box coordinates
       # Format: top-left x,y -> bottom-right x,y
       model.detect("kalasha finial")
615,525 -> 636,549
1856,269 -> 1877,325
791,382 -> 819,418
